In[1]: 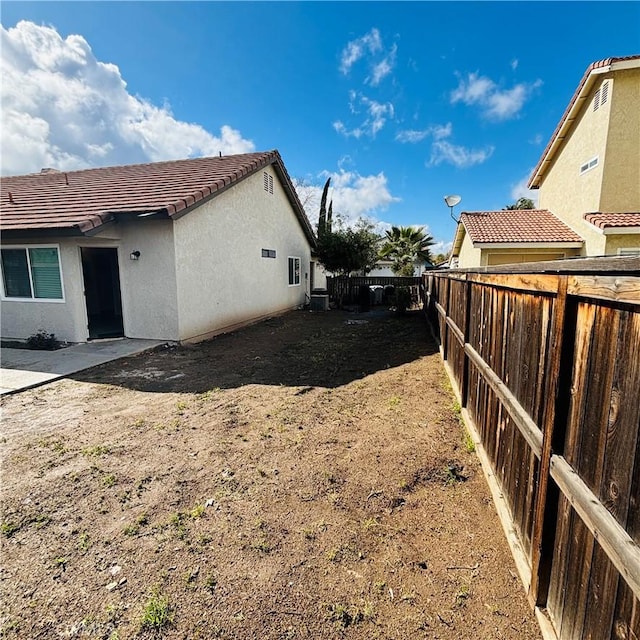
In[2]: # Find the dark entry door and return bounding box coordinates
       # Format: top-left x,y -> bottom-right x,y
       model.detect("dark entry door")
81,248 -> 124,339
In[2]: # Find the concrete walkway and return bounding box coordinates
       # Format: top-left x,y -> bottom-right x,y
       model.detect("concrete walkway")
0,338 -> 166,395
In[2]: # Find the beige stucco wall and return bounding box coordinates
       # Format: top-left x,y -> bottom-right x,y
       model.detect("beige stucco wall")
537,75 -> 611,255
455,233 -> 482,268
600,68 -> 640,212
484,249 -> 578,266
604,233 -> 640,255
173,167 -> 312,342
538,68 -> 640,255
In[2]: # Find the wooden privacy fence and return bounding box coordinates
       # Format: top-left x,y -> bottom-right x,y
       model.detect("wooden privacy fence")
326,276 -> 422,306
423,257 -> 640,640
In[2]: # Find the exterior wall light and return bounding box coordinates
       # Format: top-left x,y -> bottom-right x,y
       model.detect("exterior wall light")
130,250 -> 141,261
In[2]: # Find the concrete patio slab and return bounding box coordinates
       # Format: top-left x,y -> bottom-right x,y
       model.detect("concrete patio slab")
0,338 -> 166,395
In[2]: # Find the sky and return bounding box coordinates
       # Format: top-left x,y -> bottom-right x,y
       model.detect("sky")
1,2 -> 639,254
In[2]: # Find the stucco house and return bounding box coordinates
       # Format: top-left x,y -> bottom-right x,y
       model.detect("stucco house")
0,150 -> 322,344
451,55 -> 640,268
450,209 -> 583,268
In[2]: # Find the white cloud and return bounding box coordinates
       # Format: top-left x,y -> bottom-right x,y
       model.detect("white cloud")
429,140 -> 494,168
339,28 -> 396,87
339,28 -> 383,75
511,59 -> 519,71
0,21 -> 255,175
293,169 -> 400,230
395,122 -> 452,144
368,43 -> 397,86
395,129 -> 430,143
450,71 -> 542,120
334,94 -> 394,139
510,171 -> 539,206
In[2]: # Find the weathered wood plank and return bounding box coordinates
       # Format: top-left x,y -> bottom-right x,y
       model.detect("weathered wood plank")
612,579 -> 640,640
550,455 -> 640,600
568,275 -> 640,305
530,278 -> 569,607
464,343 -> 543,458
470,273 -> 559,295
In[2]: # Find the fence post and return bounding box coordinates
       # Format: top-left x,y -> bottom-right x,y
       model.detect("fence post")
442,277 -> 450,361
460,276 -> 472,408
529,276 -> 571,607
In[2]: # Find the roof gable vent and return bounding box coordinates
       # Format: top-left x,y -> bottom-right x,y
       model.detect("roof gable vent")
263,171 -> 273,194
601,80 -> 609,105
593,87 -> 601,111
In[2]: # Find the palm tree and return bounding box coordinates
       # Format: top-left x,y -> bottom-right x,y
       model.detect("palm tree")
379,225 -> 434,276
505,197 -> 535,210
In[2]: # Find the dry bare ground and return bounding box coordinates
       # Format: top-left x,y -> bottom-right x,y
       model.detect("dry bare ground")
0,308 -> 541,639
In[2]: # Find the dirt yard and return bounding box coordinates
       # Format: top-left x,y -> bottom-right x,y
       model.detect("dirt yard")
0,308 -> 541,639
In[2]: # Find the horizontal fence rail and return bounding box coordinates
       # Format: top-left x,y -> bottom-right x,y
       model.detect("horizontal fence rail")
423,257 -> 640,640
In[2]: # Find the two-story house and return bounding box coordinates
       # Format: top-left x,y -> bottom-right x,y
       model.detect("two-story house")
451,55 -> 640,268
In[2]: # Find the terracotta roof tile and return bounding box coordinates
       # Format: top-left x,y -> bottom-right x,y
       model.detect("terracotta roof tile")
460,209 -> 584,244
584,212 -> 640,229
0,151 -> 316,244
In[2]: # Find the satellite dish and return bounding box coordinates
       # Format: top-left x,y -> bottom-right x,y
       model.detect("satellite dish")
444,195 -> 461,207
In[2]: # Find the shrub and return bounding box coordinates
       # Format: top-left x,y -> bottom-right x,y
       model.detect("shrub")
393,287 -> 412,314
26,330 -> 60,350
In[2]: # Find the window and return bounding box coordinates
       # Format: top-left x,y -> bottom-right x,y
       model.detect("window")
1,246 -> 64,300
618,248 -> 640,256
288,257 -> 300,286
261,248 -> 276,258
580,156 -> 599,175
263,172 -> 273,194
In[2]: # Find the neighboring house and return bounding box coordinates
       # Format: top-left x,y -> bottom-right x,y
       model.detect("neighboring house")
451,55 -> 640,268
450,209 -> 583,267
0,150 -> 322,344
366,259 -> 428,277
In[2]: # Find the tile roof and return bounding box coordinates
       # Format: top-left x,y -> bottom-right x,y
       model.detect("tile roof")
0,150 -> 316,244
460,209 -> 584,244
584,212 -> 640,229
529,55 -> 640,189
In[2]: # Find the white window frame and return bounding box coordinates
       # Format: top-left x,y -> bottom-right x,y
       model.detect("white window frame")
617,248 -> 640,256
288,256 -> 301,286
580,156 -> 599,175
0,244 -> 65,302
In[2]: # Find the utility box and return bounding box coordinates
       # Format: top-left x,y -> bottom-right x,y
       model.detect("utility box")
310,294 -> 329,311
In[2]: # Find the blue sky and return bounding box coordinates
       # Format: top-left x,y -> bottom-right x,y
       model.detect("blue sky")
2,2 -> 639,253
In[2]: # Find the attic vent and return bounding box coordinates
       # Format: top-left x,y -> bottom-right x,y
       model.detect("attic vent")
263,172 -> 273,194
601,80 -> 609,105
580,156 -> 599,175
593,88 -> 601,111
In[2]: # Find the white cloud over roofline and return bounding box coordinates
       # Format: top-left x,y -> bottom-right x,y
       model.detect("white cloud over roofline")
0,21 -> 255,176
293,169 -> 400,231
